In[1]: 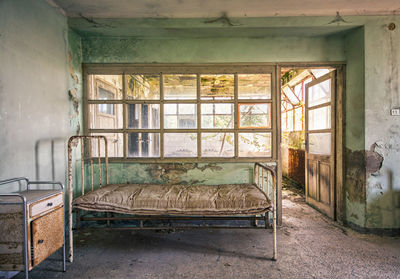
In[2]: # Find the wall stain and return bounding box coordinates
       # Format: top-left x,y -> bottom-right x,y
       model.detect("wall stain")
346,143 -> 384,203
67,50 -> 80,134
386,25 -> 399,106
345,148 -> 366,203
145,163 -> 223,184
350,213 -> 359,220
79,13 -> 115,29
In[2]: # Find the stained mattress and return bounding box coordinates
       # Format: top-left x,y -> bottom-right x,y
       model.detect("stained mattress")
73,183 -> 272,216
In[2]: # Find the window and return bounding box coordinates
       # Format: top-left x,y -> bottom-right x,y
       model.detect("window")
85,66 -> 275,161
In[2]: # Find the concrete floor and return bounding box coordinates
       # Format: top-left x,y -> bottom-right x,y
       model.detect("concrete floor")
13,188 -> 400,279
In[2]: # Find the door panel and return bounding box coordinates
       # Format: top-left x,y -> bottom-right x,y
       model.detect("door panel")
319,162 -> 331,204
307,160 -> 318,199
309,133 -> 331,155
305,71 -> 336,219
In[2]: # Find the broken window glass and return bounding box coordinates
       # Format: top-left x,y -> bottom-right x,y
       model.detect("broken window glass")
126,74 -> 160,100
200,74 -> 234,100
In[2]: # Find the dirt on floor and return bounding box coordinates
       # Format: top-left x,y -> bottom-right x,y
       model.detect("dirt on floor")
11,183 -> 400,279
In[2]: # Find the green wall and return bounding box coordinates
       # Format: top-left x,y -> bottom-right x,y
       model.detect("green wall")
70,15 -> 400,230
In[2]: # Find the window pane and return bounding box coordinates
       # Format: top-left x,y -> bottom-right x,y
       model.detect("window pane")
308,79 -> 331,107
201,104 -> 234,129
238,133 -> 272,157
294,107 -> 303,131
239,104 -> 271,128
238,74 -> 271,99
127,104 -> 160,129
287,110 -> 294,131
126,74 -> 160,100
282,113 -> 287,132
310,69 -> 330,78
89,104 -> 123,129
90,133 -> 124,157
201,133 -> 234,157
308,106 -> 331,130
164,74 -> 197,100
164,104 -> 197,129
128,133 -> 160,157
309,133 -> 331,155
164,133 -> 197,157
200,74 -> 234,100
88,75 -> 123,100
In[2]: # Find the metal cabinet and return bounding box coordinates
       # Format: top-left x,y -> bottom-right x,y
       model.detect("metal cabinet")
0,178 -> 66,279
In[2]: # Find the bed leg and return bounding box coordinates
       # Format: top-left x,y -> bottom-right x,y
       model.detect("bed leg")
106,212 -> 112,227
69,212 -> 73,263
251,216 -> 257,227
76,209 -> 81,230
272,210 -> 277,261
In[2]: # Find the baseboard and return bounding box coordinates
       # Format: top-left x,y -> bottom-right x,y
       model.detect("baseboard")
346,221 -> 400,236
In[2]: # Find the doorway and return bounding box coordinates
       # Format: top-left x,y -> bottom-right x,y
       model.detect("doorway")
280,65 -> 344,220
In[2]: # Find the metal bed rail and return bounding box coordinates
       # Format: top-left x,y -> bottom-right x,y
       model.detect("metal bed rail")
68,135 -> 277,261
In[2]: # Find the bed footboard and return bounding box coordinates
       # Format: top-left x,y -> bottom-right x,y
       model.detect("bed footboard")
253,162 -> 277,260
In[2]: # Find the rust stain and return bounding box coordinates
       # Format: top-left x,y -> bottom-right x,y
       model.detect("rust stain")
345,143 -> 384,203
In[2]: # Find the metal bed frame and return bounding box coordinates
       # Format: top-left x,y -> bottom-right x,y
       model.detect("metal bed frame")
0,178 -> 66,279
68,135 -> 277,262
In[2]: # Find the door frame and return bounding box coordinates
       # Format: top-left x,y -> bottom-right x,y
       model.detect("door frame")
277,62 -> 345,223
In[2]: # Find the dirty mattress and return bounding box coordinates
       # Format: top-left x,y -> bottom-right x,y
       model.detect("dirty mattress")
73,183 -> 272,216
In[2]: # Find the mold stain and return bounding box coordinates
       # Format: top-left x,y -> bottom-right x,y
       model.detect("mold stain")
145,163 -> 223,184
386,27 -> 399,105
345,148 -> 366,203
346,143 -> 384,203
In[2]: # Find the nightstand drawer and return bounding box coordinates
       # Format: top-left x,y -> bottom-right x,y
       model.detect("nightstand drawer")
30,193 -> 63,218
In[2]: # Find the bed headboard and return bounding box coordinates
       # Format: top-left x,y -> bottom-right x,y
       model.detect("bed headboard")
67,135 -> 109,198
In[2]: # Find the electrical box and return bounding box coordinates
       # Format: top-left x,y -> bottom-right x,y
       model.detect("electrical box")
390,108 -> 400,116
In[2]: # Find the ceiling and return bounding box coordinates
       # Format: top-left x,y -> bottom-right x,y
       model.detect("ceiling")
50,0 -> 400,18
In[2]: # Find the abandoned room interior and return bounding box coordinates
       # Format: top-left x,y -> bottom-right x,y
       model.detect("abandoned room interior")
1,0 -> 400,278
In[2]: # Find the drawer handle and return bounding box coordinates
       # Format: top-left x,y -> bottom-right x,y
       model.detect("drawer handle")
47,202 -> 53,207
38,239 -> 44,244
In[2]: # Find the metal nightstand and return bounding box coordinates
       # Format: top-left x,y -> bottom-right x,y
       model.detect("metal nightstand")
0,178 -> 66,279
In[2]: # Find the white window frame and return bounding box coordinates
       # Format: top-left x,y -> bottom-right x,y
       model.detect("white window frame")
84,64 -> 278,163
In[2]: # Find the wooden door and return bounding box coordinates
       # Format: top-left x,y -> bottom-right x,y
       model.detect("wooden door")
305,71 -> 336,219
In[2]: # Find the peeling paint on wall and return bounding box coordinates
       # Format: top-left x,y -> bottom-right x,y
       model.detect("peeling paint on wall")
146,163 -> 223,184
366,143 -> 384,175
67,30 -> 83,135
